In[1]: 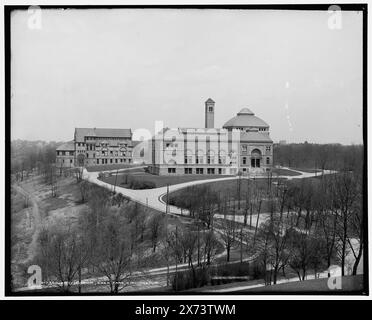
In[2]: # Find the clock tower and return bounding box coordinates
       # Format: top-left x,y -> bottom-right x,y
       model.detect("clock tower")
205,98 -> 215,128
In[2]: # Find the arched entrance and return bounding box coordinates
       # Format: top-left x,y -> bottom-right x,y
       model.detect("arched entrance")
251,149 -> 262,168
77,154 -> 86,167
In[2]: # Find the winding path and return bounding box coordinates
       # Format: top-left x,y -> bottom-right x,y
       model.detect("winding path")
83,167 -> 336,217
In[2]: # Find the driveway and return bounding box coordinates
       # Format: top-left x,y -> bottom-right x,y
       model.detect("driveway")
83,167 -> 336,217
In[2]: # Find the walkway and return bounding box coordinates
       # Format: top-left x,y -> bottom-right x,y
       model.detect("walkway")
83,167 -> 336,217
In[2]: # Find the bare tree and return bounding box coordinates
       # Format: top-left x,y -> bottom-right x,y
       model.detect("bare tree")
220,215 -> 237,262
331,171 -> 359,276
78,180 -> 91,203
256,215 -> 292,284
93,213 -> 133,293
148,213 -> 165,253
38,227 -> 89,292
202,230 -> 219,266
287,230 -> 326,281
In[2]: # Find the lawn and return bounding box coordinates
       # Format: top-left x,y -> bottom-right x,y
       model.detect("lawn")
240,275 -> 364,293
167,177 -> 283,202
99,171 -> 234,189
86,163 -> 143,172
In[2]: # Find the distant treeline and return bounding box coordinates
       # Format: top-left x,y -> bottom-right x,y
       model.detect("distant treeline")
10,140 -> 61,175
273,143 -> 363,172
11,140 -> 364,175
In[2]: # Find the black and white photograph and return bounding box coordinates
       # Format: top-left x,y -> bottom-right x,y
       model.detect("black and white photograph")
2,2 -> 368,304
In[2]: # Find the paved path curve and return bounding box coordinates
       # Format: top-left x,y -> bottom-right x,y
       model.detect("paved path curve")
83,167 -> 336,217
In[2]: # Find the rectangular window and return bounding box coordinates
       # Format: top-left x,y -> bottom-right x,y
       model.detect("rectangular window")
168,168 -> 176,174
266,157 -> 270,165
251,159 -> 261,168
184,168 -> 192,174
207,168 -> 215,174
242,157 -> 246,165
196,156 -> 203,164
184,156 -> 192,164
110,159 -> 113,163
196,168 -> 204,174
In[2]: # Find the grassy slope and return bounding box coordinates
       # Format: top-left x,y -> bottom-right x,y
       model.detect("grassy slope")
241,275 -> 364,293
11,175 -> 89,288
100,171 -> 234,188
86,163 -> 140,172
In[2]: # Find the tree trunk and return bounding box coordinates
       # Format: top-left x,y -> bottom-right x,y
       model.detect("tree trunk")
352,244 -> 363,275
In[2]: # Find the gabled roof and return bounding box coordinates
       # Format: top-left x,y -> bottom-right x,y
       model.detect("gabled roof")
205,98 -> 215,104
56,141 -> 75,151
75,128 -> 132,142
240,131 -> 273,143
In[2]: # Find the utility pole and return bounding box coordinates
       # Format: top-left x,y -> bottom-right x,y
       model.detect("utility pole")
166,184 -> 169,214
240,228 -> 243,264
113,169 -> 119,193
175,225 -> 178,291
197,216 -> 200,266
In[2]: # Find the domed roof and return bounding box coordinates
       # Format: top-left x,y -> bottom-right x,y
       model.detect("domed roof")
223,108 -> 269,129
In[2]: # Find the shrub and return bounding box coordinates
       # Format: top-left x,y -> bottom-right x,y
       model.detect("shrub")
172,268 -> 211,291
129,180 -> 156,190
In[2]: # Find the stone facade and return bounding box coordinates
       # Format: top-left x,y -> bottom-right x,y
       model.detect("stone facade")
56,142 -> 75,168
56,128 -> 133,167
148,99 -> 273,176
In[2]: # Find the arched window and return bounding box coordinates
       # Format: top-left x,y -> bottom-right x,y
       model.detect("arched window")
251,149 -> 262,158
251,149 -> 262,168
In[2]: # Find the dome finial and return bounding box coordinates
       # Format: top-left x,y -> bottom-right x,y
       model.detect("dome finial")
237,108 -> 254,115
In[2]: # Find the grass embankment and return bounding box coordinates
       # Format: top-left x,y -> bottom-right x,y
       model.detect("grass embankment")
85,163 -> 142,172
99,170 -> 234,189
11,171 -> 210,292
166,178 -> 281,214
11,174 -> 88,289
240,275 -> 364,293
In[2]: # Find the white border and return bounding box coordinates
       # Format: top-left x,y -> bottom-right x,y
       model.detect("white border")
0,0 -> 370,301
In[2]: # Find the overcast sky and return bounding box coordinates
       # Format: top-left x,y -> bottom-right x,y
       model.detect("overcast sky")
11,8 -> 363,144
